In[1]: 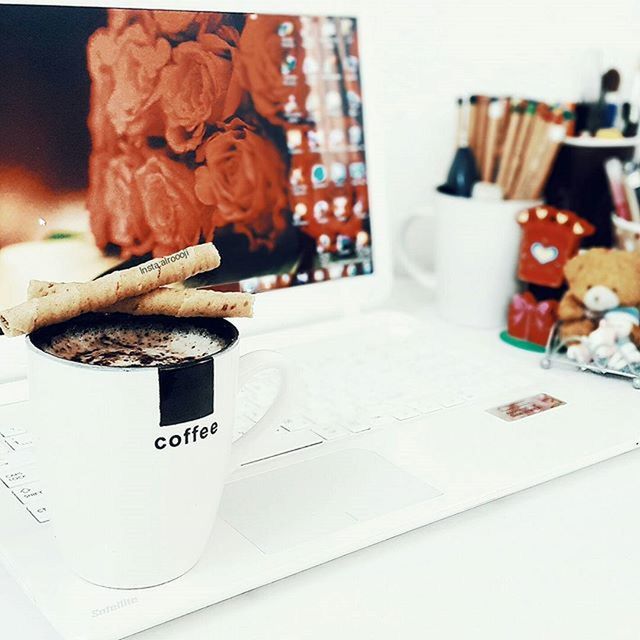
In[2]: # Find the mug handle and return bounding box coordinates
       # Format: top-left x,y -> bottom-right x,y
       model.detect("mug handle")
398,212 -> 437,291
230,350 -> 292,469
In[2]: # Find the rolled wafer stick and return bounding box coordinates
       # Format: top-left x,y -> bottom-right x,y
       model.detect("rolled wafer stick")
28,282 -> 253,319
0,243 -> 221,336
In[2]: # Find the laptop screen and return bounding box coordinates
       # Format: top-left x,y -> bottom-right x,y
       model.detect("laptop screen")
0,6 -> 372,306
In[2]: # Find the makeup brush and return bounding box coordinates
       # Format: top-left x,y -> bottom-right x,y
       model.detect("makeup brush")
621,103 -> 639,137
445,96 -> 479,198
589,68 -> 620,135
623,66 -> 640,137
575,49 -> 602,135
455,97 -> 465,144
468,95 -> 478,152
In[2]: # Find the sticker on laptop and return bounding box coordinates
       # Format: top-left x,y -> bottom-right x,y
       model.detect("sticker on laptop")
487,393 -> 565,422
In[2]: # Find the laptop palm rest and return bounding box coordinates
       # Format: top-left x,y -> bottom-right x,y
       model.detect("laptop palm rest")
219,448 -> 441,554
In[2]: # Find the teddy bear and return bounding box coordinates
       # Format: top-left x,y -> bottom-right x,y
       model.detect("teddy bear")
558,248 -> 640,348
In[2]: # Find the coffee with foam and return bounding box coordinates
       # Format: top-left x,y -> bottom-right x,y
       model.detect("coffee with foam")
36,315 -> 232,367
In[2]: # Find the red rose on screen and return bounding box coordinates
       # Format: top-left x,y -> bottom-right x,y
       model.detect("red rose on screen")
134,154 -> 212,256
152,11 -> 201,35
158,31 -> 239,153
151,11 -> 223,37
87,150 -> 154,258
107,9 -> 225,39
86,28 -> 118,151
107,9 -> 151,34
232,206 -> 288,252
231,15 -> 308,125
194,118 -> 288,250
105,24 -> 171,137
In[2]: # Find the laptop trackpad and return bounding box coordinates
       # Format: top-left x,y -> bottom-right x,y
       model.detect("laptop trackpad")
219,448 -> 441,554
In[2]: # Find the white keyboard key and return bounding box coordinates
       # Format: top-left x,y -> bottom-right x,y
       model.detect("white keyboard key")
311,423 -> 350,440
390,404 -> 421,421
0,448 -> 34,468
1,453 -> 15,467
369,403 -> 392,420
281,416 -> 316,432
6,434 -> 33,449
344,419 -> 371,434
234,415 -> 255,435
279,417 -> 295,431
369,414 -> 394,430
0,424 -> 26,438
243,405 -> 263,422
0,465 -> 38,488
0,440 -> 13,455
414,397 -> 444,414
439,393 -> 466,408
12,483 -> 44,505
27,504 -> 50,524
458,389 -> 479,403
240,428 -> 323,466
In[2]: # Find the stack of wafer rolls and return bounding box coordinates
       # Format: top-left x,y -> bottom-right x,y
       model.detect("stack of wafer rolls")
0,243 -> 253,336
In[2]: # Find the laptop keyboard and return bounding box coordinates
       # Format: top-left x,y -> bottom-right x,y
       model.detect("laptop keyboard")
236,329 -> 530,464
0,324 -> 530,524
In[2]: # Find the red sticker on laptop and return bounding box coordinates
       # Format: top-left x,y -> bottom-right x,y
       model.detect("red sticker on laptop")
487,393 -> 565,422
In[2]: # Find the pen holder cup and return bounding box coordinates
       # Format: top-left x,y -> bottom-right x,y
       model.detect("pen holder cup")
399,189 -> 541,329
612,214 -> 640,252
544,137 -> 639,248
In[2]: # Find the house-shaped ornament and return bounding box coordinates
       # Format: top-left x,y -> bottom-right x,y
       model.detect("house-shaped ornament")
517,206 -> 595,288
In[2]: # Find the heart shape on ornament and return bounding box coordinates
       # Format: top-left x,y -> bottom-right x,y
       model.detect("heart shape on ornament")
531,242 -> 559,265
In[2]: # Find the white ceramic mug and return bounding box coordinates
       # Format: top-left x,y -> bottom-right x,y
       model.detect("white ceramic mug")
399,189 -> 541,329
26,313 -> 291,589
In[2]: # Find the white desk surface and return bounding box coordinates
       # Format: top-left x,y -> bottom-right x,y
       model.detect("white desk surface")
2,279 -> 640,640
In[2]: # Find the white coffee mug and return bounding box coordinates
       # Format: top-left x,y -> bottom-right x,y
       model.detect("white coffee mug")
27,313 -> 291,589
399,188 -> 541,329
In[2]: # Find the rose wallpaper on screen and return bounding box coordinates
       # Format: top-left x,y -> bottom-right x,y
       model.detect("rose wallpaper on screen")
0,6 -> 372,306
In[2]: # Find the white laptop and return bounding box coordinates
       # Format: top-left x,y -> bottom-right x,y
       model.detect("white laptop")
1,3 -> 640,640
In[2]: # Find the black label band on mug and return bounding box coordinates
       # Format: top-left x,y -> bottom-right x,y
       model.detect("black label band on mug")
158,359 -> 214,426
